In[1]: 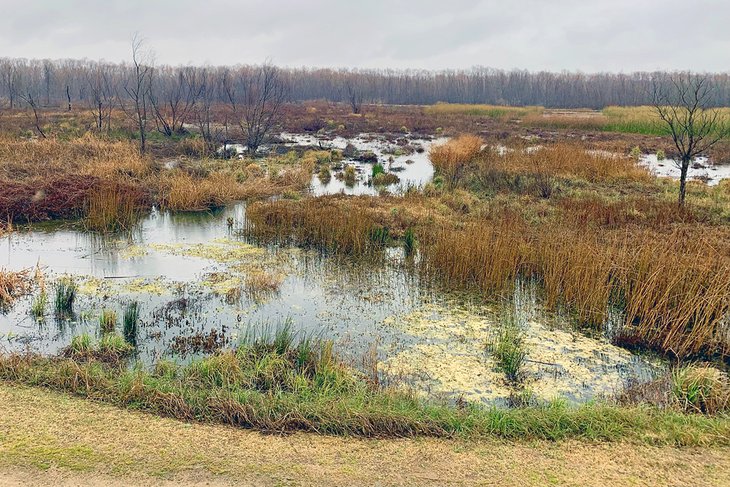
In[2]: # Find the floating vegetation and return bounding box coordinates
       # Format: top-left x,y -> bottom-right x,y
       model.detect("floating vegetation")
171,329 -> 229,356
383,301 -> 659,404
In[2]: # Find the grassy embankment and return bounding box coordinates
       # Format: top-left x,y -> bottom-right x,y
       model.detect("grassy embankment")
0,324 -> 728,445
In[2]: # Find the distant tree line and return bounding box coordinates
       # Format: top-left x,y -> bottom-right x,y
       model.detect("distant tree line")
2,57 -> 730,113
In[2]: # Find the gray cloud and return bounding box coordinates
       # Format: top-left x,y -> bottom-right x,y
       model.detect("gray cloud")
0,0 -> 727,71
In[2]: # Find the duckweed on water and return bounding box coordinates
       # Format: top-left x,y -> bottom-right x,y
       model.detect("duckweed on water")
383,302 -> 662,404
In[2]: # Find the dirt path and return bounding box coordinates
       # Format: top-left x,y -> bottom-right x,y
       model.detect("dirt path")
0,384 -> 727,486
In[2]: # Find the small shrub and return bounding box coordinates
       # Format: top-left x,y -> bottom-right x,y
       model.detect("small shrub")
656,149 -> 666,161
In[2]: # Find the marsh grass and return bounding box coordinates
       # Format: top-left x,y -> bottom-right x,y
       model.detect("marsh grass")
63,333 -> 133,363
487,307 -> 528,384
122,301 -> 139,344
84,184 -> 140,232
672,366 -> 730,415
0,268 -> 31,311
53,278 -> 77,316
426,103 -> 543,120
99,309 -> 117,335
421,219 -> 730,358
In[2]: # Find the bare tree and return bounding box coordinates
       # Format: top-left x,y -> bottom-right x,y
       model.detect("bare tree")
224,63 -> 288,155
19,91 -> 46,138
86,63 -> 115,132
150,66 -> 201,136
193,67 -> 224,154
345,77 -> 363,114
121,35 -> 154,153
652,73 -> 730,205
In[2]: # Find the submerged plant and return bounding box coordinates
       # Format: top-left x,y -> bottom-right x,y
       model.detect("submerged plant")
54,278 -> 77,315
122,301 -> 139,344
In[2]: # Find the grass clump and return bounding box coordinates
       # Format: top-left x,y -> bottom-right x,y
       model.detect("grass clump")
63,333 -> 133,363
84,184 -> 139,232
30,291 -> 47,320
54,278 -> 77,316
372,172 -> 400,186
122,301 -> 139,344
0,268 -> 31,311
488,307 -> 528,384
672,366 -> 730,415
99,309 -> 117,334
343,165 -> 357,186
403,228 -> 416,256
317,165 -> 331,184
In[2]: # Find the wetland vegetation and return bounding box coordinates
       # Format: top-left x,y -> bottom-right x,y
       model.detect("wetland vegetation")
0,60 -> 729,454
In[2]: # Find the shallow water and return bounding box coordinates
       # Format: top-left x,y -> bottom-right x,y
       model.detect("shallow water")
640,154 -> 730,186
0,134 -> 665,405
284,133 -> 446,196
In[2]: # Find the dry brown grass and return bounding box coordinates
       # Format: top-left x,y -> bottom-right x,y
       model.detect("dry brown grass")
420,218 -> 730,358
0,268 -> 31,310
0,133 -> 317,219
429,135 -> 483,188
2,383 -> 729,486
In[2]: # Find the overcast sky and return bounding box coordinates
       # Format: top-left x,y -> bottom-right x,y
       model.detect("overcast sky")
0,0 -> 728,72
